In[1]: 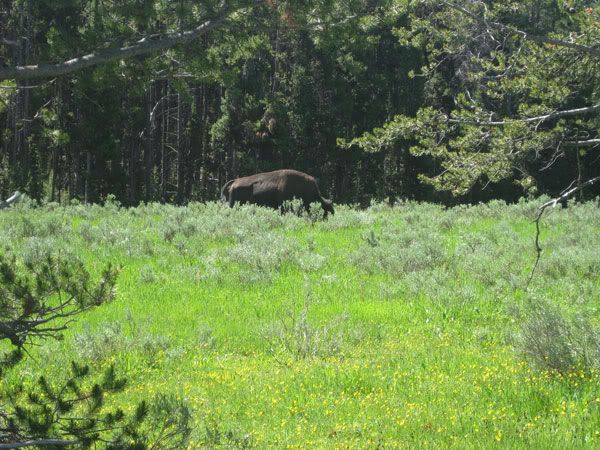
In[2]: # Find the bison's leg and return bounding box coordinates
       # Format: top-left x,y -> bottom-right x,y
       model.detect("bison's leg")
230,185 -> 254,207
303,199 -> 311,215
228,189 -> 238,208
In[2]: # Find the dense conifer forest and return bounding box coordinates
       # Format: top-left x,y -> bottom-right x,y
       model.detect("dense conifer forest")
1,0 -> 598,206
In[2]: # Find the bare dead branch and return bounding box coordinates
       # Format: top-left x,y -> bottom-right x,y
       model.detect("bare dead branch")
527,175 -> 600,287
447,104 -> 600,126
563,138 -> 600,147
150,94 -> 178,130
0,191 -> 23,209
0,38 -> 19,47
0,83 -> 52,89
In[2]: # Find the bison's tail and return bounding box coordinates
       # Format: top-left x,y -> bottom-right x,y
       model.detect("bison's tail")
315,183 -> 335,216
221,180 -> 234,202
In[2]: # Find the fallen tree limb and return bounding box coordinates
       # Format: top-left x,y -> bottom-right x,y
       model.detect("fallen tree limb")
0,191 -> 22,209
527,175 -> 600,287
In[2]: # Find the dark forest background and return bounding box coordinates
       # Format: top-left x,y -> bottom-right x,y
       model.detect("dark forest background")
1,0 -> 599,207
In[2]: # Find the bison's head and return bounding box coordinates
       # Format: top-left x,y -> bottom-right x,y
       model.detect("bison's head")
322,199 -> 335,218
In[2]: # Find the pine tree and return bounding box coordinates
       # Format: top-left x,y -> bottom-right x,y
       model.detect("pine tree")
0,253 -> 191,448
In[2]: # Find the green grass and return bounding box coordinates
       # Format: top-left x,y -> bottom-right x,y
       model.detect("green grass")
1,199 -> 599,448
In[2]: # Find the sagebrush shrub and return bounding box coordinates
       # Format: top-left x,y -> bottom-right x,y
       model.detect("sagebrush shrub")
74,320 -> 171,363
74,322 -> 124,361
217,230 -> 319,283
138,265 -> 158,283
350,227 -> 446,275
263,298 -> 349,360
516,298 -> 600,375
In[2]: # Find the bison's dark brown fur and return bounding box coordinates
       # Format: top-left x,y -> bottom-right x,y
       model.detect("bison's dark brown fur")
221,169 -> 334,218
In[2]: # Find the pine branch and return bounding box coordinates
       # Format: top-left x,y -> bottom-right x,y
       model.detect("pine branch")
0,257 -> 118,347
442,1 -> 600,58
0,2 -> 250,81
0,439 -> 79,449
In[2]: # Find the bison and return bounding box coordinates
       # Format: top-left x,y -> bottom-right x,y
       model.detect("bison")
221,169 -> 335,218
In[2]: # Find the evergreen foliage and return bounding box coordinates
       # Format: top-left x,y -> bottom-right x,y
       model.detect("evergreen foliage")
0,253 -> 191,448
0,1 -> 425,204
343,0 -> 600,199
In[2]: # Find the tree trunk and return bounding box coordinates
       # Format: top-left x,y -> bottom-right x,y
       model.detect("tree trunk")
144,84 -> 155,201
160,81 -> 167,202
8,0 -> 34,191
50,148 -> 57,202
84,151 -> 91,204
176,92 -> 184,203
127,84 -> 137,205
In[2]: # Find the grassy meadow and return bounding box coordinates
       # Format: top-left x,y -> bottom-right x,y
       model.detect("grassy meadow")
1,198 -> 599,448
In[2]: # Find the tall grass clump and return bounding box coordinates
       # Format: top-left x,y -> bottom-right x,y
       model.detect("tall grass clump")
263,296 -> 350,360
